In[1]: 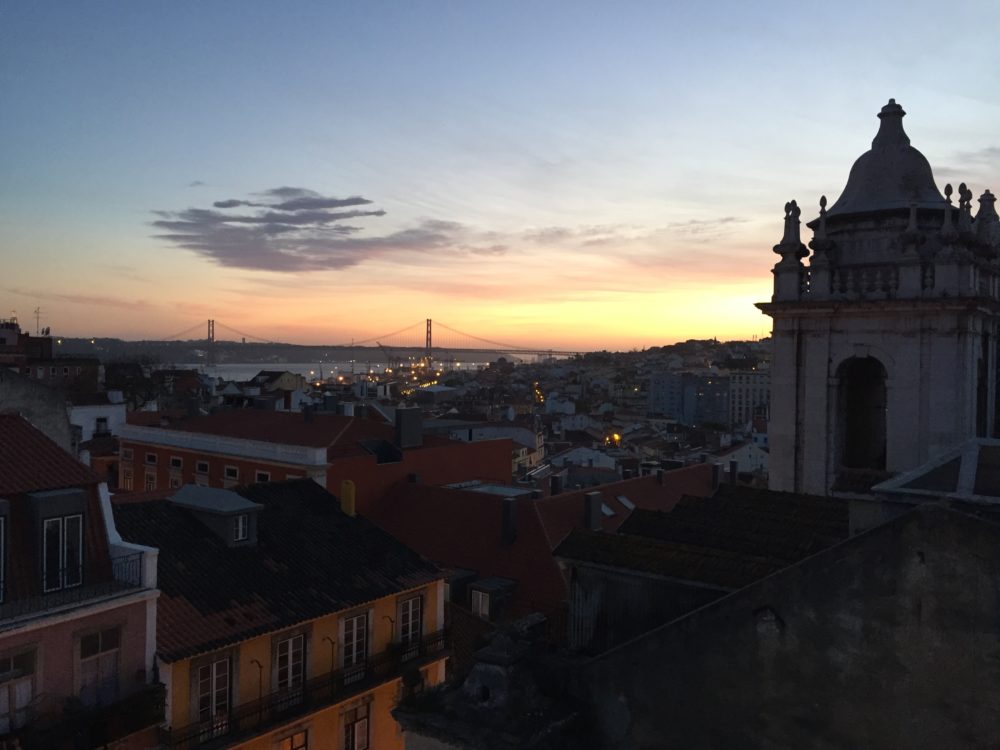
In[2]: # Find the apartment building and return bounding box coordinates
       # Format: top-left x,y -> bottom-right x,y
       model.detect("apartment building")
0,414 -> 161,749
117,409 -> 512,512
113,478 -> 447,749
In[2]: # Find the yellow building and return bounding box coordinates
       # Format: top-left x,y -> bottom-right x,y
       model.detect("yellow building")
113,479 -> 447,749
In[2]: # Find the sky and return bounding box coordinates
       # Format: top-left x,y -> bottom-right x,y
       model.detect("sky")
3,1 -> 1000,351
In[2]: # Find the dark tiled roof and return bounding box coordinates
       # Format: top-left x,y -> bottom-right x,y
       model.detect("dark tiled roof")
113,479 -> 442,662
618,484 -> 848,566
554,528 -> 779,590
0,414 -> 97,494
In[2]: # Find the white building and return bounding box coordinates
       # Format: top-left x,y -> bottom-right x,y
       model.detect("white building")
760,99 -> 1000,495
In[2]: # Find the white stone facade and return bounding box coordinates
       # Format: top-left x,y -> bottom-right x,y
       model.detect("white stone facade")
760,100 -> 1000,495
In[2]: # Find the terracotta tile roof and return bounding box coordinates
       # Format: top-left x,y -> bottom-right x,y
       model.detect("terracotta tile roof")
554,528 -> 780,590
126,410 -> 451,458
535,464 -> 716,548
368,464 -> 715,616
0,414 -> 97,494
113,479 -> 442,662
618,484 -> 849,566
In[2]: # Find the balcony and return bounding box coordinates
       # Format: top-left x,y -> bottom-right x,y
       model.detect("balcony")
1,681 -> 165,750
0,552 -> 145,622
164,629 -> 448,749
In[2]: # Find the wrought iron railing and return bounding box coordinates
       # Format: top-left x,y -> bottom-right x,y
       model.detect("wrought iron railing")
0,682 -> 164,750
164,629 -> 448,749
0,552 -> 144,621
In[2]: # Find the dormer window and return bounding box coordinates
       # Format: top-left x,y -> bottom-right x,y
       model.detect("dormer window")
233,514 -> 248,542
43,514 -> 83,592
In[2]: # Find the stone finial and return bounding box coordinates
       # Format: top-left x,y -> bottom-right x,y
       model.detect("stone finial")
809,195 -> 834,257
975,189 -> 1000,248
774,200 -> 807,259
958,183 -> 974,234
872,98 -> 910,149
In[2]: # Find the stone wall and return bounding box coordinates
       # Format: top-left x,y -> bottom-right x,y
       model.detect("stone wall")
577,505 -> 1000,749
0,369 -> 74,453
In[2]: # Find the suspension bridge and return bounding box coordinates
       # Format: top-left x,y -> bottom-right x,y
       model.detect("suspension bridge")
162,319 -> 583,364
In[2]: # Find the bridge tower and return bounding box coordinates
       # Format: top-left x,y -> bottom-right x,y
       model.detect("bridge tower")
207,319 -> 216,366
425,318 -> 432,361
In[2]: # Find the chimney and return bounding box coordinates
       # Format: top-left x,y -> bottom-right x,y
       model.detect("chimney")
711,463 -> 721,489
656,468 -> 664,485
622,468 -> 633,480
341,402 -> 355,417
501,497 -> 517,545
340,479 -> 356,517
395,407 -> 424,449
584,491 -> 602,531
729,459 -> 738,486
303,404 -> 315,423
550,474 -> 563,496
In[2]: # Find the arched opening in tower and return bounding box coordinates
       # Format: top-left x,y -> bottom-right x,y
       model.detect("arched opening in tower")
838,357 -> 887,470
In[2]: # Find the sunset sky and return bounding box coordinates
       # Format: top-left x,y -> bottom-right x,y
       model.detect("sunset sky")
3,1 -> 1000,350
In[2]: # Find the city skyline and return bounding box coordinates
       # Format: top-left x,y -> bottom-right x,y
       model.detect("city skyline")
4,1 -> 1000,349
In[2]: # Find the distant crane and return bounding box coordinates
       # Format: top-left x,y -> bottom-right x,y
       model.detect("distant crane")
376,342 -> 402,371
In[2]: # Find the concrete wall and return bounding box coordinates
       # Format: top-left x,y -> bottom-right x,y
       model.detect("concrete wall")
578,505 -> 1000,749
0,369 -> 73,453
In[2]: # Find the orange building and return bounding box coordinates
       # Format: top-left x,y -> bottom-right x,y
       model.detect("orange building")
117,409 -> 512,512
113,479 -> 448,749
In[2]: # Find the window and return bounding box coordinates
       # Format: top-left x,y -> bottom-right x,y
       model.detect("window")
79,628 -> 120,706
343,703 -> 369,750
279,730 -> 308,750
224,466 -> 239,481
255,470 -> 271,483
95,417 -> 108,435
43,514 -> 83,592
274,633 -> 304,710
145,452 -> 157,465
120,468 -> 133,491
121,447 -> 133,461
0,651 -> 35,734
398,596 -> 422,661
62,366 -> 69,376
471,590 -> 490,620
144,472 -> 156,492
49,366 -> 56,375
196,657 -> 230,740
170,455 -> 183,470
233,514 -> 248,542
196,460 -> 209,474
342,613 -> 367,684
169,476 -> 181,489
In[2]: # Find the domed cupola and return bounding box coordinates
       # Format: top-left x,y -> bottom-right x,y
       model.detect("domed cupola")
825,99 -> 947,218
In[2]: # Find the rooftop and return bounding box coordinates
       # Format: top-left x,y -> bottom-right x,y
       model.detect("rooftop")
0,414 -> 97,494
824,99 -> 946,219
113,479 -> 442,661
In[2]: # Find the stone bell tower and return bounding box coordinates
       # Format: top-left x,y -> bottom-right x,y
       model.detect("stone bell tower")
758,99 -> 1000,495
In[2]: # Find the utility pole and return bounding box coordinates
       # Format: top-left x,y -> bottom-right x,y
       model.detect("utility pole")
425,318 -> 432,363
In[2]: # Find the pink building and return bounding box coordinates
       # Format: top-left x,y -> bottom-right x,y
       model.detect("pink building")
0,415 -> 161,749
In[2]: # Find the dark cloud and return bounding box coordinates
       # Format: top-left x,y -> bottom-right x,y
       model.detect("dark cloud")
189,180 -> 206,187
153,189 -> 500,272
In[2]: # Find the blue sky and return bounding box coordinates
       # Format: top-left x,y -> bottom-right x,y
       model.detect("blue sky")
3,1 -> 999,348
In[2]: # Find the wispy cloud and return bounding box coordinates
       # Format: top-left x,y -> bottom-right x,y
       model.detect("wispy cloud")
152,187 -> 505,272
4,287 -> 156,311
188,180 -> 206,187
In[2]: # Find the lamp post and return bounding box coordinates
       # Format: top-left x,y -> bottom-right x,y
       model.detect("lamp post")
250,659 -> 263,721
